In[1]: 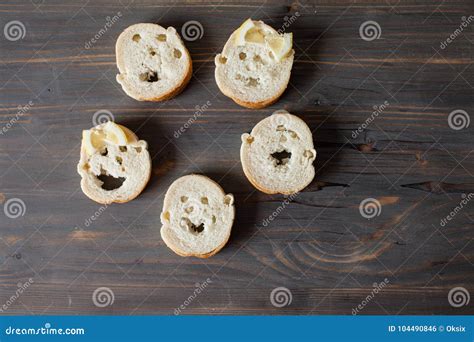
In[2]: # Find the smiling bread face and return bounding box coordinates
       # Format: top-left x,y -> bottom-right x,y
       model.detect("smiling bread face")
240,109 -> 316,195
160,175 -> 235,258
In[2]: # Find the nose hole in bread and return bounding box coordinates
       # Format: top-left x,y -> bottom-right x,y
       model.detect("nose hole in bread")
156,34 -> 167,42
201,197 -> 208,205
149,48 -> 157,56
185,206 -> 193,214
116,156 -> 123,165
253,54 -> 264,64
219,56 -> 227,64
239,52 -> 246,60
97,173 -> 126,191
247,77 -> 259,87
132,34 -> 141,42
119,146 -> 127,152
180,196 -> 188,203
271,150 -> 292,166
173,49 -> 182,58
140,71 -> 159,82
289,130 -> 299,139
212,215 -> 216,224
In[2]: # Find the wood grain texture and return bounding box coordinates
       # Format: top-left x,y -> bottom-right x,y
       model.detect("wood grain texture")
0,0 -> 473,315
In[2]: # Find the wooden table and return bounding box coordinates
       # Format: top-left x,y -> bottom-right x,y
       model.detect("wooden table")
0,0 -> 472,315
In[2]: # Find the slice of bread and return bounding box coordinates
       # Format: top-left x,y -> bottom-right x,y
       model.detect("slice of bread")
160,175 -> 235,258
240,109 -> 316,195
77,123 -> 151,204
116,23 -> 192,101
215,19 -> 294,109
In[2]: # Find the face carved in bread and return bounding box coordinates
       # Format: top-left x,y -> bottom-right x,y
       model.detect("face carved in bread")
116,23 -> 192,101
215,19 -> 294,108
160,175 -> 235,258
240,110 -> 317,195
77,122 -> 151,204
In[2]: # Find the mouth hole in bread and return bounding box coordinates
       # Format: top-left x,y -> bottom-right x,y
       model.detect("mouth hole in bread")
97,173 -> 126,191
132,34 -> 141,42
140,71 -> 159,82
239,52 -> 247,60
190,222 -> 205,234
173,49 -> 182,58
156,34 -> 167,42
271,150 -> 292,166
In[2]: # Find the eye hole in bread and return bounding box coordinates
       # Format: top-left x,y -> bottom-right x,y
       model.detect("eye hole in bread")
132,34 -> 141,42
239,52 -> 247,60
156,34 -> 167,42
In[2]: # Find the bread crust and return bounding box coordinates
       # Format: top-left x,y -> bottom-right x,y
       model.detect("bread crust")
160,174 -> 235,258
115,23 -> 193,102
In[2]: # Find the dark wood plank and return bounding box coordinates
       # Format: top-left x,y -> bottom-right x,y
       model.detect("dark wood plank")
0,0 -> 473,315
